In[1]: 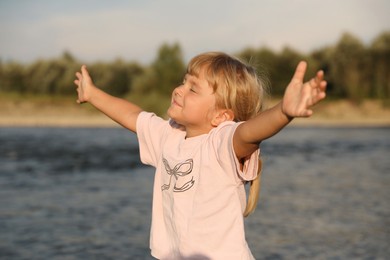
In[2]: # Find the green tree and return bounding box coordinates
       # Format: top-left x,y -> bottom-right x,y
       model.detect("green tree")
370,31 -> 390,100
309,46 -> 335,96
54,51 -> 81,95
272,47 -> 306,96
238,46 -> 276,88
0,61 -> 26,93
330,32 -> 369,101
89,59 -> 143,96
25,60 -> 58,94
22,51 -> 79,95
130,43 -> 185,115
132,42 -> 185,96
151,43 -> 186,95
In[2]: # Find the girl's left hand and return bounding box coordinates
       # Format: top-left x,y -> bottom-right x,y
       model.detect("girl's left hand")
282,61 -> 327,118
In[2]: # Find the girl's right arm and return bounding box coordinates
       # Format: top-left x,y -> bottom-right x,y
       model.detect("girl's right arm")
74,65 -> 143,133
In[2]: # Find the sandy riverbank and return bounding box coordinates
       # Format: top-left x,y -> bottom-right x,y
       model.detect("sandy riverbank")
0,98 -> 389,127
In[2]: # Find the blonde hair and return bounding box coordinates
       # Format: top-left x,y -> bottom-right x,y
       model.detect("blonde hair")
187,52 -> 268,217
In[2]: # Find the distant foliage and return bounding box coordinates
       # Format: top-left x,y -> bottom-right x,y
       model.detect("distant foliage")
1,32 -> 389,106
236,31 -> 390,102
132,43 -> 185,97
88,60 -> 143,96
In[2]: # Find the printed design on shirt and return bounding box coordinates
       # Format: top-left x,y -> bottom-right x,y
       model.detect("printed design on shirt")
161,158 -> 195,192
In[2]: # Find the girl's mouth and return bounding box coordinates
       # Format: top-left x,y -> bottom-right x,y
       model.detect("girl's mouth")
172,99 -> 182,107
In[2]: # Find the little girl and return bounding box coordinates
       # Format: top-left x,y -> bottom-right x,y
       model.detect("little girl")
74,52 -> 326,259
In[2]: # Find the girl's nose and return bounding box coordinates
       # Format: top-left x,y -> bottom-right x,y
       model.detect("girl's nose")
174,85 -> 184,96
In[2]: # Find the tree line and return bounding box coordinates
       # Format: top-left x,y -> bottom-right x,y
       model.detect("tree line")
1,31 -> 389,106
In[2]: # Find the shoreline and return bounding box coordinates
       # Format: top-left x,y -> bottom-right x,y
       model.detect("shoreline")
1,99 -> 389,128
1,115 -> 389,128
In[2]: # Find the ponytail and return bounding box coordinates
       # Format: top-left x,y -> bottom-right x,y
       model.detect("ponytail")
243,158 -> 262,217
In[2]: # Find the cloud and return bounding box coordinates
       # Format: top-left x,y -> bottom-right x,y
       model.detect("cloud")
0,0 -> 389,63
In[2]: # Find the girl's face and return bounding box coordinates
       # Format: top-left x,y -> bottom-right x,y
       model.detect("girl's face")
167,68 -> 220,137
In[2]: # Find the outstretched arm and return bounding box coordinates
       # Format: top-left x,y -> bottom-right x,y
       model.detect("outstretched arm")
74,65 -> 142,133
234,61 -> 327,159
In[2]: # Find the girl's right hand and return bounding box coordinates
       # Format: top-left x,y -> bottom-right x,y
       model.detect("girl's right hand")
74,65 -> 95,104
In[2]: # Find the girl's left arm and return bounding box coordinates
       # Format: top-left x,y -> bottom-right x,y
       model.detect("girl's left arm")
233,61 -> 327,159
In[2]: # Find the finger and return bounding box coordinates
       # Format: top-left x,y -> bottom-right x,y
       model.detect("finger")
291,61 -> 307,83
312,80 -> 327,96
310,89 -> 326,105
304,109 -> 313,117
81,65 -> 90,77
316,70 -> 324,81
309,77 -> 317,88
74,72 -> 82,86
320,80 -> 327,91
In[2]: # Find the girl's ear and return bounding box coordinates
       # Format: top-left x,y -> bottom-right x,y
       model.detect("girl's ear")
211,109 -> 235,126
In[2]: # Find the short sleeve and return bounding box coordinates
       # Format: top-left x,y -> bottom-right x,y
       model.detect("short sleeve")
211,122 -> 260,182
136,112 -> 170,167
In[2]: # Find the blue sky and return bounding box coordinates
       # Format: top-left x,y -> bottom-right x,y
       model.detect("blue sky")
0,0 -> 388,64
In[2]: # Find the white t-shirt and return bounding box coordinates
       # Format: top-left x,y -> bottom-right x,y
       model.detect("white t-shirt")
136,112 -> 260,260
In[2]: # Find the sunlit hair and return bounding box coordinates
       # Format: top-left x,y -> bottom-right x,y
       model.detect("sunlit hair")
187,52 -> 268,122
187,52 -> 268,217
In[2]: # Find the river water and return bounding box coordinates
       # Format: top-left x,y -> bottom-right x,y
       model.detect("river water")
0,126 -> 389,259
